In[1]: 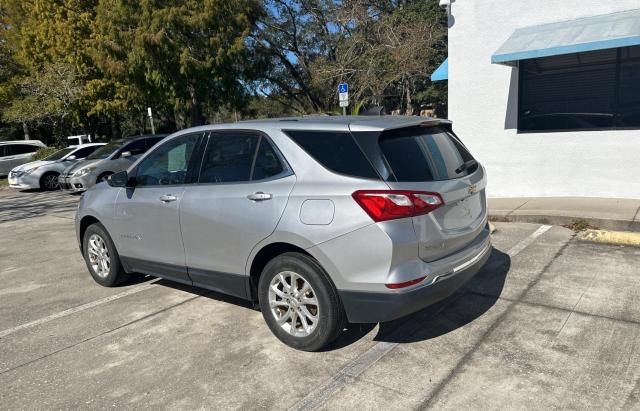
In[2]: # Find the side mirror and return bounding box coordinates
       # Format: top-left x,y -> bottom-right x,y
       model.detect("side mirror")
66,155 -> 77,161
120,151 -> 132,158
108,171 -> 134,188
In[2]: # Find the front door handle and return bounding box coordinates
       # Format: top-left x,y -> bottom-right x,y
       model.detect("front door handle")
159,194 -> 177,203
247,192 -> 272,201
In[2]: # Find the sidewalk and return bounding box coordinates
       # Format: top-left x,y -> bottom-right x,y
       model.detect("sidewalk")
488,197 -> 640,232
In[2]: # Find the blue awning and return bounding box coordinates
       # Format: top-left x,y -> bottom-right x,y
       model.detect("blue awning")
431,58 -> 448,81
492,9 -> 640,66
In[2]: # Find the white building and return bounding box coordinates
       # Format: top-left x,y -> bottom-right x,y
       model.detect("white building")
436,1 -> 640,199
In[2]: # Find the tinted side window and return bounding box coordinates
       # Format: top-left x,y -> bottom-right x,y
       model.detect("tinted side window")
135,134 -> 199,186
252,138 -> 284,180
284,130 -> 379,179
121,140 -> 146,156
145,137 -> 163,150
7,144 -> 39,155
72,146 -> 100,158
199,133 -> 259,183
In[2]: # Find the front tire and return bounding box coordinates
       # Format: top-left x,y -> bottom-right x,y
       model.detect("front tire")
82,223 -> 129,287
258,252 -> 345,351
40,172 -> 60,191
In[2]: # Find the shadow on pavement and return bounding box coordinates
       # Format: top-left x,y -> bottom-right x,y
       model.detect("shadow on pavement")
0,189 -> 80,223
131,247 -> 510,351
372,248 -> 510,345
324,248 -> 510,349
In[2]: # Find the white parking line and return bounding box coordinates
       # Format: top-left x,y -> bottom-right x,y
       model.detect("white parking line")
0,281 -> 158,339
506,225 -> 552,257
288,224 -> 553,411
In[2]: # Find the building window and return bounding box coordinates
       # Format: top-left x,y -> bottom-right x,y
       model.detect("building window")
518,45 -> 640,132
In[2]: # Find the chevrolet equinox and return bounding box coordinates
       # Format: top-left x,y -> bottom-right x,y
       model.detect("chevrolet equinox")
76,116 -> 491,351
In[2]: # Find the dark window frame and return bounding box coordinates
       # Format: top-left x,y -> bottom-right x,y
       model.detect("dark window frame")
283,129 -> 381,181
195,130 -> 292,186
71,145 -> 101,159
5,144 -> 40,156
114,139 -> 148,159
518,45 -> 640,133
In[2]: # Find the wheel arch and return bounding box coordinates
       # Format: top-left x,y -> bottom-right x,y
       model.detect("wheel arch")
78,215 -> 101,253
247,242 -> 313,300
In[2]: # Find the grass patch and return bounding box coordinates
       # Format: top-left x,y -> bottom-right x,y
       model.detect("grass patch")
0,178 -> 8,188
564,219 -> 598,232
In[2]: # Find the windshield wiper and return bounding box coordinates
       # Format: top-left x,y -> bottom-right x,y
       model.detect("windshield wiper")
455,159 -> 478,174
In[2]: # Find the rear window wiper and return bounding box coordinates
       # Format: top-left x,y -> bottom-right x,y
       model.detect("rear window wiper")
455,159 -> 478,174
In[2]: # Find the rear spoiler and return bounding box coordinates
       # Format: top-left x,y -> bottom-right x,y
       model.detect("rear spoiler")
349,117 -> 453,133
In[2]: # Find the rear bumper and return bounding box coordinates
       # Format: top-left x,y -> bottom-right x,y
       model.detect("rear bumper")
338,234 -> 491,323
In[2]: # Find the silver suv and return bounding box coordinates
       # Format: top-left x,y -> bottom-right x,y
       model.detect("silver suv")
60,135 -> 165,193
76,116 -> 490,351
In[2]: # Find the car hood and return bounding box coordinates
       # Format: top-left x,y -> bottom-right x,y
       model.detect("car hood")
12,160 -> 52,173
64,159 -> 100,175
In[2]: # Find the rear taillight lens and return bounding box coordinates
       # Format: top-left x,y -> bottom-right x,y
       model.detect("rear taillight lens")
385,276 -> 427,289
352,190 -> 444,222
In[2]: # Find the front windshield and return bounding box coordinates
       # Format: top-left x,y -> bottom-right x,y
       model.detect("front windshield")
44,148 -> 75,161
86,141 -> 121,160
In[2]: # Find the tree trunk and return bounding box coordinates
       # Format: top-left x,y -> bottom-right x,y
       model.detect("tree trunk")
110,116 -> 121,140
405,80 -> 413,116
22,122 -> 30,140
188,85 -> 206,126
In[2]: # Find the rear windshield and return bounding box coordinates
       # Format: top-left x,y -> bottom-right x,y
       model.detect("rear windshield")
86,141 -> 121,160
379,127 -> 476,182
284,130 -> 379,179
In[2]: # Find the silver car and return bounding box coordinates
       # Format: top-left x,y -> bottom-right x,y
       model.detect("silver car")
76,116 -> 490,351
0,140 -> 46,176
60,135 -> 165,193
8,144 -> 105,190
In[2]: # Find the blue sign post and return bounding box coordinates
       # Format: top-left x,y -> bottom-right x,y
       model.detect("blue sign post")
338,83 -> 349,115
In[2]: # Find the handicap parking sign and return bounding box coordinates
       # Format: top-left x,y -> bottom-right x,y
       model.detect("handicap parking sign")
338,83 -> 348,93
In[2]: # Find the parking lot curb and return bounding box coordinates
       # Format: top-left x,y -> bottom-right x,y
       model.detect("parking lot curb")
489,213 -> 640,233
577,229 -> 640,248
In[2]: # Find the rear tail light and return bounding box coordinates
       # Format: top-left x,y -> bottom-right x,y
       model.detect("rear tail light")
352,190 -> 444,222
385,276 -> 427,289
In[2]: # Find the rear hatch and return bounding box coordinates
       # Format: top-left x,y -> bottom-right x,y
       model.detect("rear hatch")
370,125 -> 487,262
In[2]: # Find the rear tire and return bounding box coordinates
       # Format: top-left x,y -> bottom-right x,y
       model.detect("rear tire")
258,252 -> 346,351
40,172 -> 60,191
82,222 -> 129,287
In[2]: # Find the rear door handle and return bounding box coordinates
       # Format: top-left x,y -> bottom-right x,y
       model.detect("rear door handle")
159,194 -> 177,203
247,192 -> 272,201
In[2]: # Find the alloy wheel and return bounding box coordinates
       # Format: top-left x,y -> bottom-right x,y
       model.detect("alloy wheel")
43,174 -> 59,190
268,271 -> 319,337
87,234 -> 111,278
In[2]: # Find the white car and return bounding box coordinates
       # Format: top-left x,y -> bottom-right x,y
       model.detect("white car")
8,143 -> 105,190
0,140 -> 46,176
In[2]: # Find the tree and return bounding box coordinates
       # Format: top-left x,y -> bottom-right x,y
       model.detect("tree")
0,0 -> 99,142
253,0 -> 447,115
91,0 -> 263,128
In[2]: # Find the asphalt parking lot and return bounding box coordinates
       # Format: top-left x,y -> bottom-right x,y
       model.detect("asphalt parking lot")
0,188 -> 639,410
